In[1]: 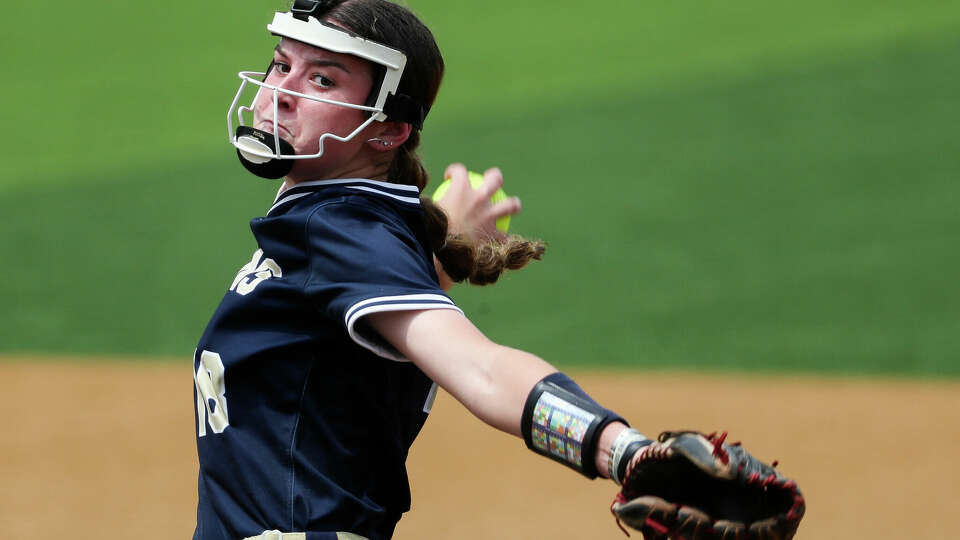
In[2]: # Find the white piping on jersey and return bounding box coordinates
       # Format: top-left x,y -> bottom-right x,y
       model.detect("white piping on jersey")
344,185 -> 421,204
345,294 -> 463,362
275,178 -> 421,200
268,178 -> 421,215
267,192 -> 313,215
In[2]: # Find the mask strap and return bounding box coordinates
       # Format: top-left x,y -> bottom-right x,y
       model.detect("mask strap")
291,0 -> 334,21
383,93 -> 428,130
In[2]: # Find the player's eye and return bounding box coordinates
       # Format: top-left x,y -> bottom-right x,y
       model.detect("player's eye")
312,74 -> 335,88
274,62 -> 291,75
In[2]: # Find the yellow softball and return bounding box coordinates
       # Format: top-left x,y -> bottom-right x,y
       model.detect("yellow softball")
431,171 -> 510,232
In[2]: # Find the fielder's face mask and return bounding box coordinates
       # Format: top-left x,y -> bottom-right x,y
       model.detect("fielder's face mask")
227,0 -> 427,179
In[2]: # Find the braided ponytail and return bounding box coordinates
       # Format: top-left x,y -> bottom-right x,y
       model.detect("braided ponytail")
421,197 -> 546,285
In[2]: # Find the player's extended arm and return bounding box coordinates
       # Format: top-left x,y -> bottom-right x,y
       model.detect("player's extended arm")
367,307 -> 628,479
369,309 -> 805,539
368,310 -> 805,540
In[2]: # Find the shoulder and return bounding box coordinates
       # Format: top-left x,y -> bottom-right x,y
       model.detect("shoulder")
304,192 -> 416,249
308,193 -> 404,226
257,179 -> 430,264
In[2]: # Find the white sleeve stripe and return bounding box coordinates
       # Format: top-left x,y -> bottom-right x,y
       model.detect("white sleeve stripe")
344,296 -> 463,363
345,293 -> 456,321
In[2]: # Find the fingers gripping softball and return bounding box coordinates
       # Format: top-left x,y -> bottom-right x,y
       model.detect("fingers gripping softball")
433,164 -> 520,239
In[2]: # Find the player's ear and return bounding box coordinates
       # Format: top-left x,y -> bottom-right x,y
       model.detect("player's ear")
366,122 -> 412,151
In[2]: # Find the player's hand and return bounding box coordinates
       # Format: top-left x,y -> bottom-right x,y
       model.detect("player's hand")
610,431 -> 805,539
435,163 -> 521,241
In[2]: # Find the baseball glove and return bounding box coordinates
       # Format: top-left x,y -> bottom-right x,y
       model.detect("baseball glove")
610,431 -> 804,539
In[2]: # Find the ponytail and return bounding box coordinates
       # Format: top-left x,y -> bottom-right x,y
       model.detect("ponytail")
421,196 -> 546,286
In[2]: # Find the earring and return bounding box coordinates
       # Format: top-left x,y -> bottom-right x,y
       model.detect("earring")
367,138 -> 394,147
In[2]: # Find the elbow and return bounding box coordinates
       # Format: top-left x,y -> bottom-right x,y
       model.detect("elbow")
454,345 -> 526,433
459,364 -> 499,419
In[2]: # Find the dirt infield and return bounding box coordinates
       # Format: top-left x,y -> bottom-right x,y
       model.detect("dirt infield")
1,358 -> 957,539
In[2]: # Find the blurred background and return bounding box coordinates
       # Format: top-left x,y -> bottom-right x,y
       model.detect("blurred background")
2,0 -> 958,376
3,1 -> 959,538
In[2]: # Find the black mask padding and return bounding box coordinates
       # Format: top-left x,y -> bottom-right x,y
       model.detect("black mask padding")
235,126 -> 296,180
383,93 -> 428,130
365,65 -> 387,108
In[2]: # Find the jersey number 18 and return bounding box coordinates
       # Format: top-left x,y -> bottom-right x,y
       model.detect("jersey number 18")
194,350 -> 229,436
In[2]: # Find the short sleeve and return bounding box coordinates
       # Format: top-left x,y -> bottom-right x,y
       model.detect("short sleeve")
304,198 -> 462,361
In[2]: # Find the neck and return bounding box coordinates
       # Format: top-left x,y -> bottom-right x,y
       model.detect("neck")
279,157 -> 393,194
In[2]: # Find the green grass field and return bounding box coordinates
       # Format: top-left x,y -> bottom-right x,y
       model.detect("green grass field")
2,0 -> 958,375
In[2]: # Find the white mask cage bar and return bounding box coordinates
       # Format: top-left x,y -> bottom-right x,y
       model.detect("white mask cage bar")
226,11 -> 409,161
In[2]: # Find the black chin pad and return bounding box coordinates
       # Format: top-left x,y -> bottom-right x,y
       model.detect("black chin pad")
235,126 -> 296,180
236,149 -> 295,180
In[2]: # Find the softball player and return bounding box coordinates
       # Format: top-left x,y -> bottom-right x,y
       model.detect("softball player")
194,1 -> 650,538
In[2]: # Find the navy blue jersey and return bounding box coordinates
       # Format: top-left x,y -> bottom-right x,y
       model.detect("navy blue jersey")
192,179 -> 460,540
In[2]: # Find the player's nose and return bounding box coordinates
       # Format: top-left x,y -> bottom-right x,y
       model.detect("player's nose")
275,87 -> 297,111
257,78 -> 299,115
273,70 -> 307,111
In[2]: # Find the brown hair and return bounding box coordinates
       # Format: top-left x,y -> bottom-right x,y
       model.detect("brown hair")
309,0 -> 545,284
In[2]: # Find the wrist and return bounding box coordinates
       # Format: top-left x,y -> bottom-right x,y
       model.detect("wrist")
606,427 -> 653,485
595,422 -> 629,479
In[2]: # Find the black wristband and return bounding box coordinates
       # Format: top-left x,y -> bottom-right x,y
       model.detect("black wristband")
521,372 -> 627,479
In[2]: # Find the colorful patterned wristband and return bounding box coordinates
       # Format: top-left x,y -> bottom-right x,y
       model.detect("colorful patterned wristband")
521,373 -> 626,479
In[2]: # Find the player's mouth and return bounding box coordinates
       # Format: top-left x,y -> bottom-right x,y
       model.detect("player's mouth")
257,120 -> 293,140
